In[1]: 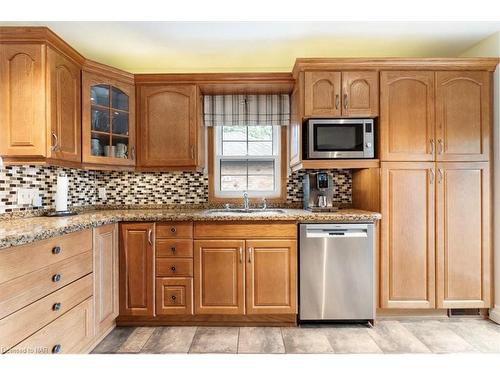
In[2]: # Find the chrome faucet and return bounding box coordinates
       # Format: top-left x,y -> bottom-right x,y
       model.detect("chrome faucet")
243,191 -> 249,210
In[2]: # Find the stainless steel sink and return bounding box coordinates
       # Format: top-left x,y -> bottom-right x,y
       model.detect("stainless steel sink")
205,208 -> 286,214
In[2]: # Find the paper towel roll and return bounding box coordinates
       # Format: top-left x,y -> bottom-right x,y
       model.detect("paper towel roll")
55,174 -> 68,212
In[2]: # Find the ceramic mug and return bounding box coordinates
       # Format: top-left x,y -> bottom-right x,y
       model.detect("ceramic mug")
116,143 -> 128,158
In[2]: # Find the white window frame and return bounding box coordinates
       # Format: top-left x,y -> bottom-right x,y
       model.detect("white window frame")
214,125 -> 281,198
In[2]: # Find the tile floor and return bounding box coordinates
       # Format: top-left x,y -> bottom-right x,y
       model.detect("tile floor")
91,319 -> 500,354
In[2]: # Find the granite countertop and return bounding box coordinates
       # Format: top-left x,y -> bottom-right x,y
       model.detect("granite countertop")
0,208 -> 381,250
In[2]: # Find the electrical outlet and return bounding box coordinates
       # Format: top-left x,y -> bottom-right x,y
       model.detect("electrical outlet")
17,188 -> 40,206
98,187 -> 107,200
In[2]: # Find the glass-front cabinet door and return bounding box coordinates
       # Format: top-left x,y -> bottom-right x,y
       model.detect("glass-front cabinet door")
82,71 -> 135,167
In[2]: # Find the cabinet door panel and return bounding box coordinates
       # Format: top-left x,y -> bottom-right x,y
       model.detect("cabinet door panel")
304,71 -> 341,117
380,71 -> 435,161
0,44 -> 45,157
81,71 -> 136,166
194,240 -> 245,314
246,240 -> 297,314
436,162 -> 491,308
381,162 -> 435,308
342,71 -> 378,117
94,224 -> 118,336
119,223 -> 154,316
436,71 -> 490,161
138,85 -> 198,167
47,47 -> 81,162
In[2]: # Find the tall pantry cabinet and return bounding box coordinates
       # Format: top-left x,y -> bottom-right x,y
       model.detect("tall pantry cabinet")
380,70 -> 492,309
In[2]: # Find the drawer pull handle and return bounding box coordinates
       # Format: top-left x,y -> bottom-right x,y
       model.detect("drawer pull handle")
52,344 -> 62,354
171,266 -> 176,272
170,227 -> 176,233
52,302 -> 61,311
171,295 -> 176,301
171,246 -> 176,252
52,274 -> 61,283
52,246 -> 61,255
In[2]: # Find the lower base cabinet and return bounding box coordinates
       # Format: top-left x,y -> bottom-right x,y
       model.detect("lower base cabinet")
381,161 -> 491,309
193,225 -> 297,317
156,277 -> 193,315
94,224 -> 119,337
194,240 -> 246,315
246,240 -> 297,315
8,298 -> 95,354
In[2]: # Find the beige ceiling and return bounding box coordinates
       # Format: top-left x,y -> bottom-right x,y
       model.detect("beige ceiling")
2,21 -> 500,73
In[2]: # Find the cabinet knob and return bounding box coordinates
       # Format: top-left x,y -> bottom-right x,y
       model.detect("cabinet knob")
52,274 -> 61,283
170,227 -> 176,233
52,246 -> 61,255
52,302 -> 61,311
171,266 -> 176,272
52,344 -> 62,354
171,246 -> 176,252
171,295 -> 176,301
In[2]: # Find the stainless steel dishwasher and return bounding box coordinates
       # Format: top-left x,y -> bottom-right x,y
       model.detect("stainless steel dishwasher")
299,223 -> 375,323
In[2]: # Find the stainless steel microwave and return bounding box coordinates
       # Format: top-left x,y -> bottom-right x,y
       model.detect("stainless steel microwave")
305,118 -> 375,159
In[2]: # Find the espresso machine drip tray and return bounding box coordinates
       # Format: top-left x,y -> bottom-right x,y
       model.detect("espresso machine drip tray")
305,206 -> 339,213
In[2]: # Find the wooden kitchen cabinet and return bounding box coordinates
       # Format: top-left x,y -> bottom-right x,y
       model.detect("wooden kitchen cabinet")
304,71 -> 341,117
341,71 -> 378,117
304,71 -> 377,118
380,162 -> 436,309
436,162 -> 491,308
435,71 -> 490,162
380,71 -> 435,162
119,223 -> 155,317
0,40 -> 83,165
47,46 -> 81,163
0,44 -> 46,158
82,65 -> 136,168
93,224 -> 119,337
156,278 -> 193,315
137,84 -> 202,170
245,240 -> 297,314
193,240 -> 245,315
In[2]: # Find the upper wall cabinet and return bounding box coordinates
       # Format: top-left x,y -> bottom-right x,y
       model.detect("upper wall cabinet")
0,44 -> 46,158
380,71 -> 435,162
137,84 -> 203,170
304,71 -> 378,118
380,70 -> 490,162
47,46 -> 81,163
435,71 -> 490,162
0,43 -> 82,165
81,67 -> 136,168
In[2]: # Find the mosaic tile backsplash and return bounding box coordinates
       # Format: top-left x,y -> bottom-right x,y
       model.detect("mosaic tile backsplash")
0,165 -> 351,216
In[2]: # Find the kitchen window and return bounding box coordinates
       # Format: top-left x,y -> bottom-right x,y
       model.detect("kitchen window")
214,124 -> 281,198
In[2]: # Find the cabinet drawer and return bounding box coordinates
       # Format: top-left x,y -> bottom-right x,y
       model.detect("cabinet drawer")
0,251 -> 92,319
194,222 -> 297,239
0,230 -> 92,284
8,297 -> 94,354
0,274 -> 93,353
156,278 -> 193,315
156,258 -> 193,277
156,239 -> 193,258
156,222 -> 193,239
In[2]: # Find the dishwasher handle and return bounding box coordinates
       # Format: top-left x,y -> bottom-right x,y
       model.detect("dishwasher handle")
306,228 -> 368,238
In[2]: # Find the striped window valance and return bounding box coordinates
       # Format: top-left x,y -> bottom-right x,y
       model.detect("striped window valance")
203,94 -> 290,127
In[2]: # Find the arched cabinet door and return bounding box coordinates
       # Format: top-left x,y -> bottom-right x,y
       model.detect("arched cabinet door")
435,71 -> 490,162
138,85 -> 198,168
47,46 -> 81,163
380,71 -> 435,161
82,70 -> 136,167
304,71 -> 341,117
341,71 -> 378,117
